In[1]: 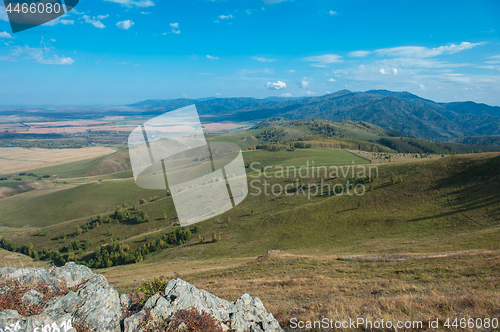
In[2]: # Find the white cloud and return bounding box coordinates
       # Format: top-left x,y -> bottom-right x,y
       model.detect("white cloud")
393,68 -> 398,74
166,23 -> 181,34
328,78 -> 336,82
116,20 -> 134,30
51,38 -> 56,42
306,91 -> 316,95
375,42 -> 485,58
302,54 -> 343,67
218,14 -> 233,19
104,0 -> 154,7
328,10 -> 338,15
266,81 -> 287,90
97,15 -> 110,20
2,46 -> 74,65
216,93 -> 221,96
349,50 -> 370,57
287,69 -> 296,73
379,68 -> 386,74
252,56 -> 277,62
83,15 -> 106,29
207,55 -> 219,60
238,68 -> 275,75
487,55 -> 500,60
281,93 -> 292,97
0,31 -> 14,39
42,13 -> 75,26
298,77 -> 311,89
419,84 -> 426,90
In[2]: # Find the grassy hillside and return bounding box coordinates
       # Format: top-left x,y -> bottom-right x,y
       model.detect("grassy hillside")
2,153 -> 499,264
24,149 -> 131,178
0,179 -> 168,227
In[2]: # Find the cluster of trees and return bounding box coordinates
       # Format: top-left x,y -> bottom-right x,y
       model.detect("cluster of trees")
88,226 -> 199,268
378,137 -> 453,154
113,207 -> 151,224
296,135 -> 390,152
1,224 -> 201,269
255,141 -> 313,151
88,241 -> 137,268
0,237 -> 94,267
18,172 -> 44,177
308,122 -> 342,137
0,174 -> 50,181
255,128 -> 284,141
53,207 -> 152,241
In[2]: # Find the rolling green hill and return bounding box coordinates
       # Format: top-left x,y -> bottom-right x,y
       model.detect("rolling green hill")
1,151 -> 499,270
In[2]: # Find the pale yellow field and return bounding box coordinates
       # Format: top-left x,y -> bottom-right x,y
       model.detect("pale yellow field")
0,147 -> 116,174
0,249 -> 51,269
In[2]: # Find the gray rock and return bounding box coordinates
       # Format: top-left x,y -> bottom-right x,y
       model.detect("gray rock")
120,293 -> 130,309
43,274 -> 123,332
0,262 -> 94,289
22,289 -> 44,307
1,264 -> 283,332
124,278 -> 283,332
1,264 -> 121,332
0,310 -> 25,331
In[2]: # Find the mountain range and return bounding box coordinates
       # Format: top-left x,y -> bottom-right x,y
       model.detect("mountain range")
131,90 -> 500,142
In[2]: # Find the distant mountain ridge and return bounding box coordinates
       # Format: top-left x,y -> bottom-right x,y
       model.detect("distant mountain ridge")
130,90 -> 500,142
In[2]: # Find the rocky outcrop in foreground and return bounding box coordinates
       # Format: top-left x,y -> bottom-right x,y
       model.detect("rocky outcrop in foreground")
0,263 -> 283,332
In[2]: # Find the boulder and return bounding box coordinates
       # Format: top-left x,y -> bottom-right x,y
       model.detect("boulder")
124,278 -> 283,332
1,264 -> 283,332
0,262 -> 94,289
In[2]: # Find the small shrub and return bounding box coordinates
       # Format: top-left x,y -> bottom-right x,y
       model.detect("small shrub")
137,277 -> 169,306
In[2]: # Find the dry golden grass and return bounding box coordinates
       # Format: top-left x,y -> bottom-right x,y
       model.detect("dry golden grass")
0,147 -> 116,174
100,249 -> 500,331
0,249 -> 51,269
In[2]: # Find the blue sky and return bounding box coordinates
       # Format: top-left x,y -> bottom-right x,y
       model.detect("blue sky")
0,0 -> 499,106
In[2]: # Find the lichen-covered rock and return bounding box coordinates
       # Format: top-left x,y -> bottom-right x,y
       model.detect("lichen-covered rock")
43,274 -> 122,332
1,264 -> 283,332
1,263 -> 121,332
0,262 -> 94,289
21,289 -> 44,307
124,278 -> 283,332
